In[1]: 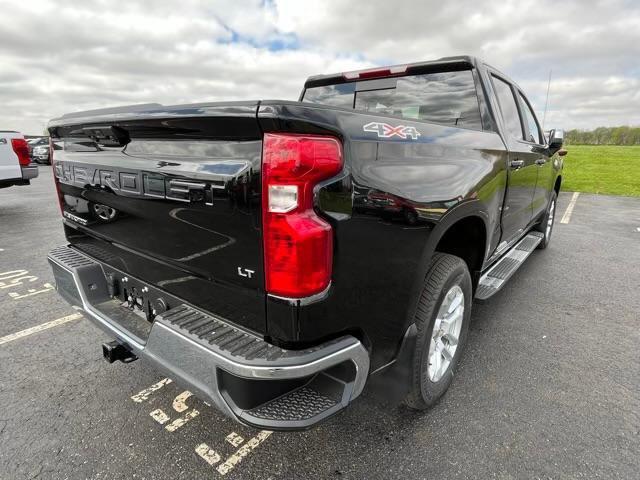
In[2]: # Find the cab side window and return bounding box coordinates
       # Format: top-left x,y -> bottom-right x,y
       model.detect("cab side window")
518,92 -> 542,144
491,76 -> 524,140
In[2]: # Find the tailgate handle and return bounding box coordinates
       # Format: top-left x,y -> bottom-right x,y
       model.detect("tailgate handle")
167,180 -> 207,203
81,125 -> 130,147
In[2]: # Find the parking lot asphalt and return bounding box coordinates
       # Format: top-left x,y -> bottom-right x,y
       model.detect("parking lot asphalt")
1,168 -> 638,479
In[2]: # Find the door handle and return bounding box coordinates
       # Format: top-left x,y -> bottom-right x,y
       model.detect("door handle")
535,158 -> 547,165
509,159 -> 525,169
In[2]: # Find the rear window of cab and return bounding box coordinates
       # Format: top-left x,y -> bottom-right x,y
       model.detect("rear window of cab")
302,70 -> 483,131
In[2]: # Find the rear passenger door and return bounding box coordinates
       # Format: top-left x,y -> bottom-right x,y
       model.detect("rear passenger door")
516,90 -> 552,220
490,74 -> 539,245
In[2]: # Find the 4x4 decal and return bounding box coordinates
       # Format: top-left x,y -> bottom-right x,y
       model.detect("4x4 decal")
363,122 -> 421,140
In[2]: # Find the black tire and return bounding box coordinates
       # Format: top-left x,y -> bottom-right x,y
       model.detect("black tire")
404,253 -> 472,410
535,191 -> 557,250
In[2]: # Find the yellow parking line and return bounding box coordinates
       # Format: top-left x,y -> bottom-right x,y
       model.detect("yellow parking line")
0,313 -> 82,345
217,430 -> 272,476
131,378 -> 173,403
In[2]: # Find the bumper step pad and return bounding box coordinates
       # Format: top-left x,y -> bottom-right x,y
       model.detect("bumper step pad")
160,304 -> 276,360
475,231 -> 544,301
159,304 -> 356,366
49,245 -> 96,269
248,386 -> 338,422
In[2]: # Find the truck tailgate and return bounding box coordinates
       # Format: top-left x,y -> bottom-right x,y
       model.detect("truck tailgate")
49,102 -> 266,334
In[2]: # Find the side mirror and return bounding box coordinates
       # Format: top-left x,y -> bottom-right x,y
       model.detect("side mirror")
548,128 -> 564,151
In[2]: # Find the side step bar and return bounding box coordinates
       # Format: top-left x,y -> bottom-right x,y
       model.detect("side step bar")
475,231 -> 544,301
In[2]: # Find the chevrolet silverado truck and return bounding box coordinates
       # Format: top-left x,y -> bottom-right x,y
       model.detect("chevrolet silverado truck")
47,56 -> 565,430
0,131 -> 39,189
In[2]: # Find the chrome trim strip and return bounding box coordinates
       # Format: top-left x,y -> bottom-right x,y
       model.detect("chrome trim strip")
267,282 -> 332,306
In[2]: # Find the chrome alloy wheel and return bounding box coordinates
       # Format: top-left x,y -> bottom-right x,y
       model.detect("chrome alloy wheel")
427,285 -> 464,382
546,199 -> 556,240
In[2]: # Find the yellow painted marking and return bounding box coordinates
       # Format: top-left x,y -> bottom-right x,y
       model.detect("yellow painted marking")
8,283 -> 54,299
217,430 -> 272,476
195,443 -> 221,466
172,390 -> 193,413
0,274 -> 37,288
150,409 -> 170,425
560,192 -> 580,224
225,432 -> 244,447
0,270 -> 29,281
165,409 -> 200,432
131,378 -> 173,403
0,313 -> 82,346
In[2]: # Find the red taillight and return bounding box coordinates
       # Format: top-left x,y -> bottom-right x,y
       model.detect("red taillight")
262,133 -> 343,298
11,138 -> 31,167
50,137 -> 64,214
342,65 -> 407,80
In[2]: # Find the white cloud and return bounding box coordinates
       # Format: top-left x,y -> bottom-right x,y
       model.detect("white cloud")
0,0 -> 638,133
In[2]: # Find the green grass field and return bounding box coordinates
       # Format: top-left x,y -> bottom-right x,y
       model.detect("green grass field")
562,145 -> 640,197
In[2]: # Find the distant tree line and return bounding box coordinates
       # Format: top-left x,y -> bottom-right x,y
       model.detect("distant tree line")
565,126 -> 640,145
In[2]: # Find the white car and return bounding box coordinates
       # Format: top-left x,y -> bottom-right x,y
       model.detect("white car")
0,131 -> 38,189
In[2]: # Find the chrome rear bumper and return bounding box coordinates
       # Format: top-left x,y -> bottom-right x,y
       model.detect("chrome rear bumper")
21,165 -> 38,180
47,245 -> 369,430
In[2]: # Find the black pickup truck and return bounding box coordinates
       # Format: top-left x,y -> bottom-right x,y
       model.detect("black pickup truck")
47,55 -> 565,430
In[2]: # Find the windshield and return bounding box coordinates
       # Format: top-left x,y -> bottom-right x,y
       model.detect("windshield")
302,70 -> 482,130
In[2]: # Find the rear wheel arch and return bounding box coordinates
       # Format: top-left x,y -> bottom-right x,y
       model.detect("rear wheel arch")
403,203 -> 490,334
434,215 -> 487,283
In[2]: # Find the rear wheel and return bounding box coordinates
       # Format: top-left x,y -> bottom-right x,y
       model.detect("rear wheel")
535,191 -> 557,249
405,253 -> 472,410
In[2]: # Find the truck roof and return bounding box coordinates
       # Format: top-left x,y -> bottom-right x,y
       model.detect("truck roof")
304,55 -> 481,88
302,55 -> 525,104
